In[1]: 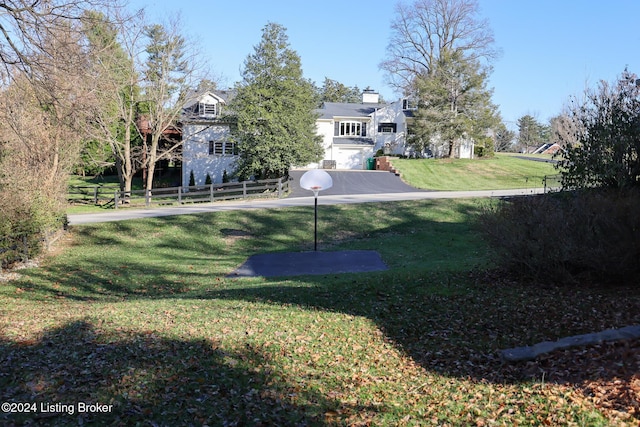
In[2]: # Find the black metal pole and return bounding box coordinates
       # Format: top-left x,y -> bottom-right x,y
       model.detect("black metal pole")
314,195 -> 318,251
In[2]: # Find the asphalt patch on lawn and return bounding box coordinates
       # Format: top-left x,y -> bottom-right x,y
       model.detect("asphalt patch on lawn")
228,250 -> 388,278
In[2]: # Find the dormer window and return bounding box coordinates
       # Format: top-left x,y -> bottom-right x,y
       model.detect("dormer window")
402,98 -> 417,110
198,102 -> 216,117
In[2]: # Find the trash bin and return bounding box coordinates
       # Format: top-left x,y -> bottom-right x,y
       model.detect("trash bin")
366,157 -> 375,170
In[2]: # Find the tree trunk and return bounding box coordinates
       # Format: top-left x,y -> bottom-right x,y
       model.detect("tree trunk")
146,133 -> 160,191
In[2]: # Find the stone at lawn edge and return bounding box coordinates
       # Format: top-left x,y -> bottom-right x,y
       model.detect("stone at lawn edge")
501,324 -> 640,362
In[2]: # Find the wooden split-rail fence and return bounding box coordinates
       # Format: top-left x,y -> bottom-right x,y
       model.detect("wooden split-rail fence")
67,178 -> 289,209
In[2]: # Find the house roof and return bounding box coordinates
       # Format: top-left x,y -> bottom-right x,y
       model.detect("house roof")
213,89 -> 236,103
181,89 -> 237,123
316,102 -> 386,120
402,109 -> 415,118
183,89 -> 236,109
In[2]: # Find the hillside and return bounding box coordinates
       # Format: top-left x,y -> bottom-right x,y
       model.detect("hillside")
392,154 -> 558,191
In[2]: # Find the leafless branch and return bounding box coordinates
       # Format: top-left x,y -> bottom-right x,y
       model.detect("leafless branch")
380,0 -> 500,93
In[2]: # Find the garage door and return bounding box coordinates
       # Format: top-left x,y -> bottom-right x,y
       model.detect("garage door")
336,148 -> 371,169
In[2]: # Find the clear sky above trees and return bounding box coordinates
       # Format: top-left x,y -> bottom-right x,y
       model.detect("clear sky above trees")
131,0 -> 640,128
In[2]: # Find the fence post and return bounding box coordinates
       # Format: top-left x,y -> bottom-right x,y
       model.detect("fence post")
277,178 -> 283,198
114,191 -> 119,209
210,183 -> 214,202
93,186 -> 99,205
145,189 -> 151,207
178,187 -> 182,204
243,181 -> 247,198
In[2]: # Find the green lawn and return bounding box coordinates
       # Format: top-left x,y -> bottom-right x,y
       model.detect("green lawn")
2,200 -> 638,425
393,153 -> 558,190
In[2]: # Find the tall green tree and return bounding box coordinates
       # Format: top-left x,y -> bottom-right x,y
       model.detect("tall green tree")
231,22 -> 323,179
494,123 -> 516,152
317,78 -> 361,104
408,49 -> 498,157
82,9 -> 141,186
516,114 -> 548,153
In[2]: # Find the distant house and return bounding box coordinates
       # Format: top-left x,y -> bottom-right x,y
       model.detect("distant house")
180,90 -> 236,186
532,143 -> 561,155
180,88 -> 477,183
312,89 -> 474,169
314,90 -> 381,169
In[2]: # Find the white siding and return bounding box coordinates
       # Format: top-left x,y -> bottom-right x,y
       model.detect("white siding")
372,101 -> 407,155
182,123 -> 236,186
313,119 -> 375,170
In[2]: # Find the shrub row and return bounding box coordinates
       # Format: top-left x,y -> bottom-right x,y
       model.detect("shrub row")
479,189 -> 640,285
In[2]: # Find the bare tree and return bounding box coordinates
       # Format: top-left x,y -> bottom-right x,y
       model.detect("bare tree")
83,7 -> 146,197
550,111 -> 582,148
0,8 -> 98,239
0,1 -> 125,182
140,17 -> 208,191
0,0 -> 121,258
0,0 -> 122,191
0,1 -> 120,75
380,0 -> 499,93
85,10 -> 215,197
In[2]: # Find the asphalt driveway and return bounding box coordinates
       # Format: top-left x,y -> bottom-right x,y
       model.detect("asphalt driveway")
287,169 -> 426,198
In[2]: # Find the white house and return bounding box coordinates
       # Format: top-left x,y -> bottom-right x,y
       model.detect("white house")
312,90 -> 474,170
314,97 -> 379,169
180,90 -> 237,186
180,89 -> 476,183
312,90 -> 408,169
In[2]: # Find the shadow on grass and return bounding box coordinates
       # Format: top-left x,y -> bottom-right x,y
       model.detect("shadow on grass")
11,200 -> 486,301
0,320 -> 377,426
3,199 -> 640,422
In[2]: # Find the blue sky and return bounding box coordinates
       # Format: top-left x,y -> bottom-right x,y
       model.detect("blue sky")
129,0 -> 640,129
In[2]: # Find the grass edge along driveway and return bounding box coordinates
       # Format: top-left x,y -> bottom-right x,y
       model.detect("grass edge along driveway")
392,154 -> 557,191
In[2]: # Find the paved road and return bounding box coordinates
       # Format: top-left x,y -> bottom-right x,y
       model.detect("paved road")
514,155 -> 558,164
68,187 -> 546,225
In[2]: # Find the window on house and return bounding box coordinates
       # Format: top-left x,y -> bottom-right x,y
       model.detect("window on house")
209,140 -> 237,156
402,99 -> 417,110
336,121 -> 366,137
199,102 -> 216,117
378,123 -> 397,133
